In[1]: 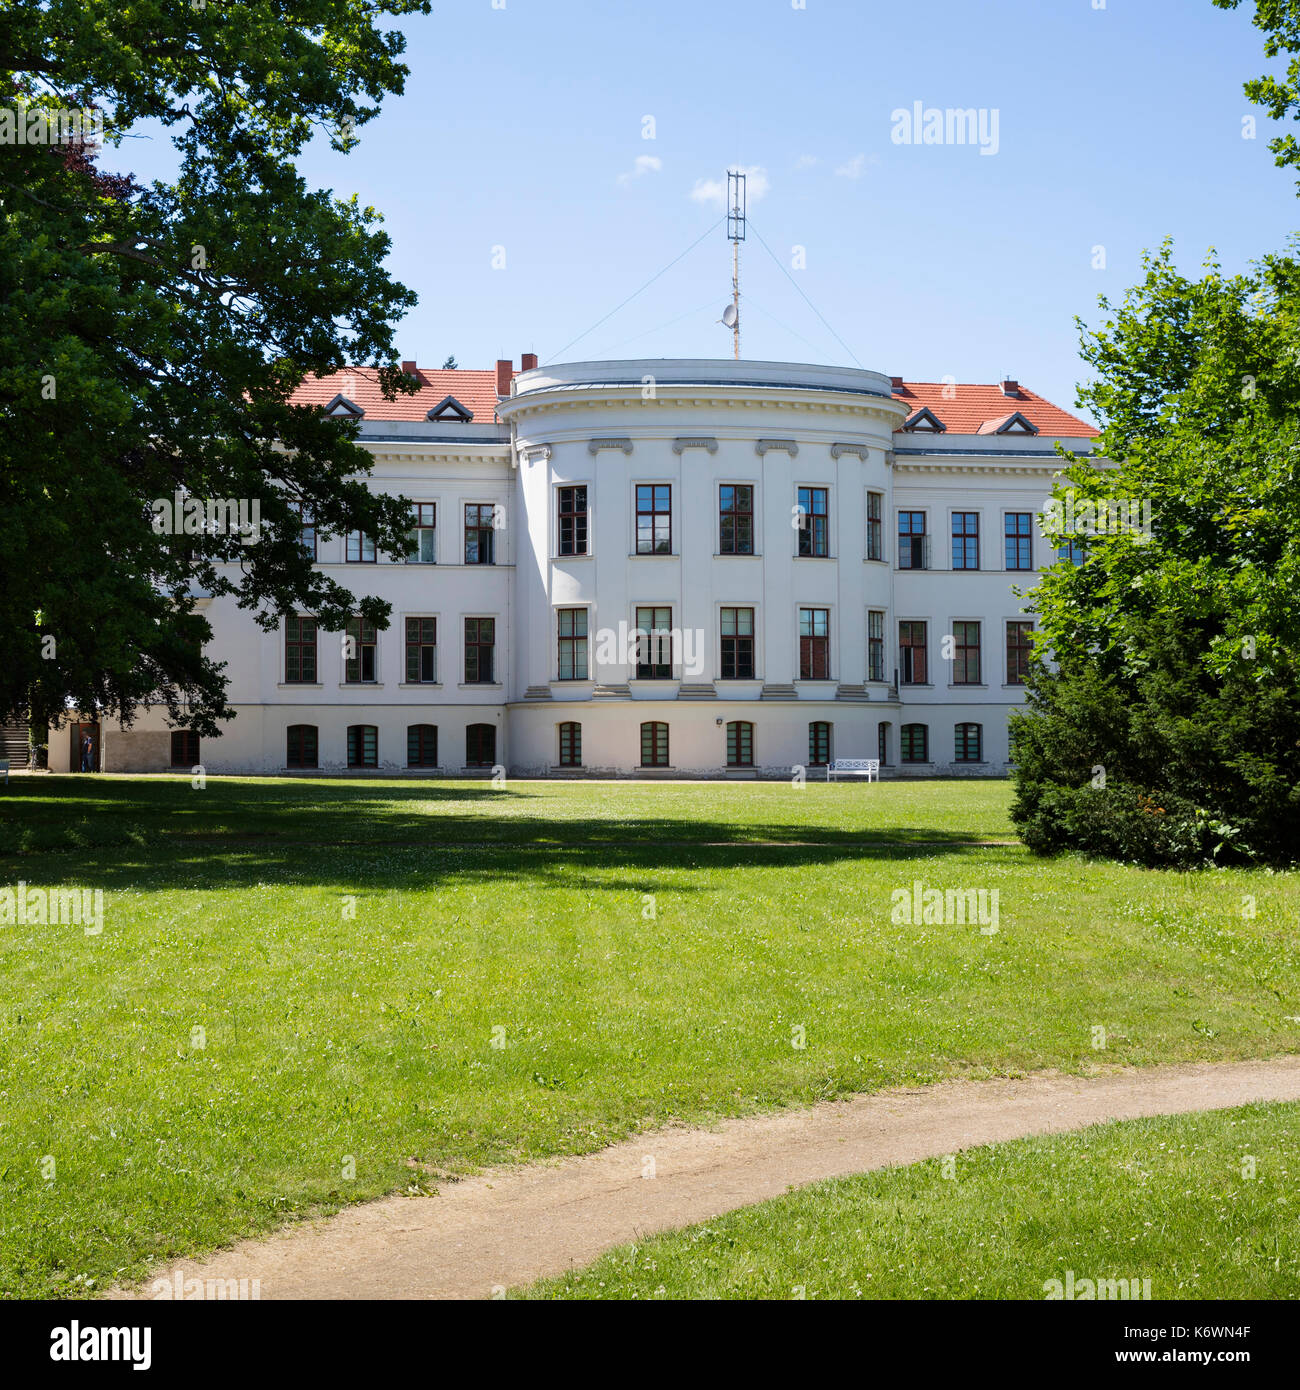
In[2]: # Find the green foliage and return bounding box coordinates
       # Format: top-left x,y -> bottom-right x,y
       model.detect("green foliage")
1215,0 -> 1300,184
1,0 -> 432,736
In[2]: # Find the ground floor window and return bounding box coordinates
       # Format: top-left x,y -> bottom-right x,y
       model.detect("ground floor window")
954,722 -> 983,763
640,721 -> 669,767
559,721 -> 582,767
407,724 -> 438,768
901,723 -> 929,763
726,720 -> 754,767
286,724 -> 317,769
170,730 -> 200,767
877,721 -> 890,765
347,724 -> 378,769
808,721 -> 831,767
466,722 -> 496,768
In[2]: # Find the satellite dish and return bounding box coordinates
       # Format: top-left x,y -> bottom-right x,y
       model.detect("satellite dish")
721,304 -> 738,328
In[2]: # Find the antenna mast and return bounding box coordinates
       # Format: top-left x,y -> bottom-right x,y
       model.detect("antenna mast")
726,169 -> 746,360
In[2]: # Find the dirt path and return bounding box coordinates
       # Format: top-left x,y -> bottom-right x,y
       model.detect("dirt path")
111,1056 -> 1300,1301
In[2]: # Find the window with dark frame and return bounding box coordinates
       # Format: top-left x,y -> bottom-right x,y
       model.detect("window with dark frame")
899,621 -> 927,684
900,723 -> 929,763
634,606 -> 672,679
868,610 -> 885,682
406,503 -> 437,564
405,617 -> 437,684
952,621 -> 981,685
559,721 -> 582,767
295,505 -> 316,560
558,486 -> 588,557
557,608 -> 589,680
464,617 -> 495,684
465,504 -> 496,565
347,724 -> 378,768
719,485 -> 754,555
727,720 -> 754,767
867,492 -> 883,561
799,607 -> 830,680
286,724 -> 318,769
877,721 -> 889,765
1057,539 -> 1086,565
1006,620 -> 1034,685
407,724 -> 438,768
344,616 -> 377,683
640,721 -> 669,767
954,722 -> 983,763
808,721 -> 831,767
898,511 -> 927,569
170,730 -> 200,767
1005,512 -> 1033,570
345,530 -> 375,563
466,723 -> 496,768
635,485 -> 672,555
285,615 -> 317,684
797,486 -> 829,557
951,512 -> 980,570
720,607 -> 755,680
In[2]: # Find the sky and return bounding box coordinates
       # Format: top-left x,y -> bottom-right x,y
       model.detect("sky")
113,0 -> 1299,417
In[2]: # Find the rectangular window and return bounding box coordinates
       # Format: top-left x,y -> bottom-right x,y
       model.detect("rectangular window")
558,486 -> 588,557
1006,621 -> 1034,686
347,724 -> 378,769
868,610 -> 885,683
405,503 -> 437,564
344,616 -> 376,683
951,512 -> 980,570
635,606 -> 672,679
635,484 -> 672,555
1005,512 -> 1033,570
405,617 -> 438,684
407,724 -> 438,768
808,721 -> 831,767
797,486 -> 829,557
466,723 -> 496,768
557,608 -> 589,680
799,608 -> 830,680
901,724 -> 929,763
877,721 -> 889,765
464,617 -> 495,684
898,511 -> 927,569
286,724 -> 317,769
559,722 -> 582,767
955,722 -> 983,763
346,530 -> 376,564
867,492 -> 883,561
719,484 -> 754,555
295,505 -> 316,560
170,731 -> 200,767
465,504 -> 496,565
285,615 -> 317,684
1057,539 -> 1086,565
727,721 -> 754,768
720,607 -> 755,680
640,721 -> 669,767
952,621 -> 981,685
899,621 -> 927,685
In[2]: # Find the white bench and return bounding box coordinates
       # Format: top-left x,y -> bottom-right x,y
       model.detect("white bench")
827,758 -> 879,782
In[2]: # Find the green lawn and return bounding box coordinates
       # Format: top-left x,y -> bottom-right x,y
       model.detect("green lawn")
518,1102 -> 1300,1300
0,775 -> 1297,1299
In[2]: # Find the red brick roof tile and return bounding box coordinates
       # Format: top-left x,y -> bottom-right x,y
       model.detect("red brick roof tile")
290,367 -> 503,423
891,381 -> 1098,438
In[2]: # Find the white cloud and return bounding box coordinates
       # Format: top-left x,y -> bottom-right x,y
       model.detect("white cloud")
617,154 -> 663,186
690,165 -> 770,207
796,154 -> 820,168
834,153 -> 879,179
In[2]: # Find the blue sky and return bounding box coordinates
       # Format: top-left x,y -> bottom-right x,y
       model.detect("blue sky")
118,0 -> 1297,415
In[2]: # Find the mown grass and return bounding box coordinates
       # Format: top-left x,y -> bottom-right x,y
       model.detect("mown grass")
0,775 -> 1297,1299
518,1103 -> 1300,1300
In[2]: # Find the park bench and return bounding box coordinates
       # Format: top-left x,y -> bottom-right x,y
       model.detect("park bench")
827,758 -> 879,783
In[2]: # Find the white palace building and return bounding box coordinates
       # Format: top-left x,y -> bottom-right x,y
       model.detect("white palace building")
52,355 -> 1101,778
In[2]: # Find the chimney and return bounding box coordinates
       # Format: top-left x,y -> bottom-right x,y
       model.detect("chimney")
521,352 -> 538,372
889,376 -> 905,392
496,358 -> 513,397
1000,378 -> 1020,397
401,360 -> 418,377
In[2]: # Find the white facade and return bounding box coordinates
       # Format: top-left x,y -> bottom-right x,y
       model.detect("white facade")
58,358 -> 1100,778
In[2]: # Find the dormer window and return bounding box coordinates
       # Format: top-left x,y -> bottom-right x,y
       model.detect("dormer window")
979,411 -> 1039,436
426,395 -> 473,423
322,393 -> 364,419
903,407 -> 946,433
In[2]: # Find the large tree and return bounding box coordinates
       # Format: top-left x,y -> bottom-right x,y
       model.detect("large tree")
0,0 -> 431,750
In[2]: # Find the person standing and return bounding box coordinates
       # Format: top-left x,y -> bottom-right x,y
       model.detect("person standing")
80,734 -> 93,773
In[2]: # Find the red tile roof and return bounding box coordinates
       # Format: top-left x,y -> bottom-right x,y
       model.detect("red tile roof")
891,381 -> 1098,438
289,367 -> 504,423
